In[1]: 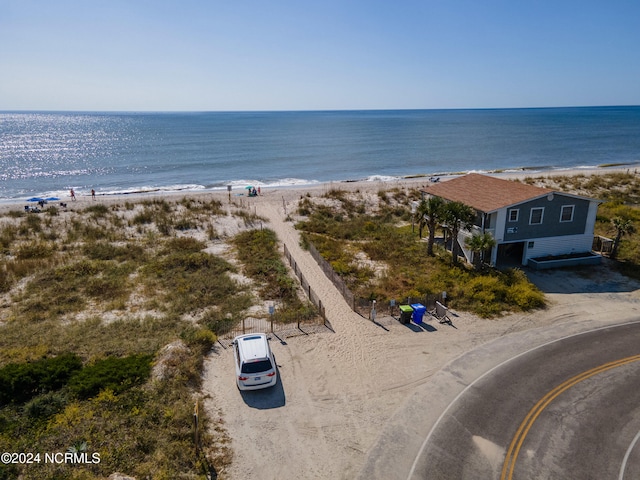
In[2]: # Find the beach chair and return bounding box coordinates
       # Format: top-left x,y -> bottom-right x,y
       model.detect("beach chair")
432,301 -> 451,324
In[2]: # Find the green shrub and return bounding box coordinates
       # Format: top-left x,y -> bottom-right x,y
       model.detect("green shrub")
83,203 -> 110,217
0,267 -> 9,293
23,390 -> 69,421
507,282 -> 546,310
68,354 -> 153,400
202,293 -> 253,335
0,225 -> 18,252
82,241 -> 146,262
0,462 -> 20,480
0,353 -> 82,405
181,327 -> 217,355
163,236 -> 205,254
132,209 -> 155,225
23,214 -> 43,233
45,206 -> 59,217
174,217 -> 197,231
15,241 -> 54,260
204,315 -> 237,336
84,274 -> 128,300
4,210 -> 24,218
297,197 -> 313,216
142,198 -> 171,211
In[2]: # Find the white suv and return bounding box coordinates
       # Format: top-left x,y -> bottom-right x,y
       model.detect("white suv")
233,333 -> 278,390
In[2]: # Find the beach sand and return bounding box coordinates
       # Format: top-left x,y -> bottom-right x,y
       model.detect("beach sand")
2,164 -> 637,215
3,166 -> 639,479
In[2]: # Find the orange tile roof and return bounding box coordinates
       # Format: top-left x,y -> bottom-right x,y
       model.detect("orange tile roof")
424,173 -> 556,212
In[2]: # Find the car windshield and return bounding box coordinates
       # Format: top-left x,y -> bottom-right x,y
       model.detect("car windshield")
241,360 -> 273,374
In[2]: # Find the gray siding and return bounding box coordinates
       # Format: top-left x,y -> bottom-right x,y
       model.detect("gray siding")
501,194 -> 591,241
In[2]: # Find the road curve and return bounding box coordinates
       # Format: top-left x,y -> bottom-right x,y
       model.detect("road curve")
414,321 -> 640,479
357,319 -> 640,480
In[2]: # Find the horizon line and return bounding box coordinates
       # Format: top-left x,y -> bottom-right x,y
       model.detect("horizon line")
2,104 -> 639,115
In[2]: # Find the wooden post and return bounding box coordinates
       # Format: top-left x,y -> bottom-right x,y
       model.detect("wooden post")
193,401 -> 199,456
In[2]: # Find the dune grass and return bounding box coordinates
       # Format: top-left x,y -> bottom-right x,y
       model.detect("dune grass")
0,196 -> 275,479
297,189 -> 545,318
232,228 -> 319,323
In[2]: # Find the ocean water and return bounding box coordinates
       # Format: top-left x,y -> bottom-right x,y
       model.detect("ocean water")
1,106 -> 639,201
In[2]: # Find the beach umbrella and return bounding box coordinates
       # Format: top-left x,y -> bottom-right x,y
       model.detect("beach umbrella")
44,197 -> 60,201
245,185 -> 254,190
27,197 -> 45,202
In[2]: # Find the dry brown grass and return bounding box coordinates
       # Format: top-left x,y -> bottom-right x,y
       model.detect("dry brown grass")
0,197 -> 274,479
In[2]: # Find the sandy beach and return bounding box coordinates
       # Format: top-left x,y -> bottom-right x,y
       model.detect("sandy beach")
2,163 -> 637,214
2,165 -> 639,479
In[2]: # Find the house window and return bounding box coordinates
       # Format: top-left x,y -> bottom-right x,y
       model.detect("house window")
560,205 -> 575,223
529,207 -> 544,225
508,209 -> 519,222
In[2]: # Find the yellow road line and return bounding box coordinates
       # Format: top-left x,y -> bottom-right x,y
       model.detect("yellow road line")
501,354 -> 640,480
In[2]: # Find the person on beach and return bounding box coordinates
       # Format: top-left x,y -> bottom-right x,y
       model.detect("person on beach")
70,188 -> 76,201
91,189 -> 96,200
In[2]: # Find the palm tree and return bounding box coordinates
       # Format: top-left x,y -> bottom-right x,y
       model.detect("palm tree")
465,231 -> 497,270
610,216 -> 634,259
415,199 -> 428,239
416,196 -> 445,256
442,201 -> 476,265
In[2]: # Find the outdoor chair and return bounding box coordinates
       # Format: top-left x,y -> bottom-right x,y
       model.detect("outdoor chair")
431,301 -> 451,324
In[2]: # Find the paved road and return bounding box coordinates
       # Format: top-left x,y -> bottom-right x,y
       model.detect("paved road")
410,321 -> 640,480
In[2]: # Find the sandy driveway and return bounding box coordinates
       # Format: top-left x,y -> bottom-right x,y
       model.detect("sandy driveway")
202,184 -> 640,480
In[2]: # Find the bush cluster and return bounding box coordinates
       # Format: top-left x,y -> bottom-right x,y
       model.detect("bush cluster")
67,355 -> 153,400
0,353 -> 153,406
0,354 -> 82,405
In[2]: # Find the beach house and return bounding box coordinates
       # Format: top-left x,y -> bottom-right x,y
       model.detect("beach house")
423,173 -> 602,268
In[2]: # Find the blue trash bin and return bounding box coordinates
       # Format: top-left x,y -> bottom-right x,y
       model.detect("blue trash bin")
411,303 -> 427,324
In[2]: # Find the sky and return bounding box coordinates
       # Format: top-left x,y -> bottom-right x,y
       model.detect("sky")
1,0 -> 639,111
